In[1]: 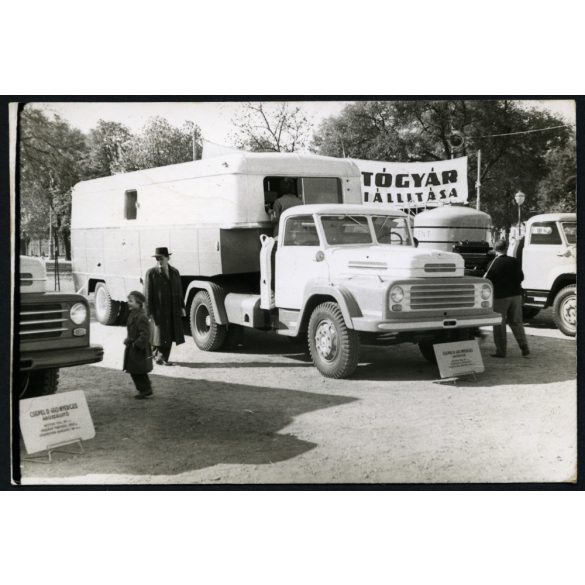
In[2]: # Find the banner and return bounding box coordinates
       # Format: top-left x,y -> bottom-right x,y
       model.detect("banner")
351,156 -> 468,208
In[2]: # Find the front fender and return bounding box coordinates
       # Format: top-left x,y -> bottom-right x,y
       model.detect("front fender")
301,284 -> 362,328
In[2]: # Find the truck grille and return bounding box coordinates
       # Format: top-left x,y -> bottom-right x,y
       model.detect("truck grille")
20,303 -> 69,340
409,283 -> 476,310
424,263 -> 456,273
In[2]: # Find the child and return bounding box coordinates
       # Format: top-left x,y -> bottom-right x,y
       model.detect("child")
123,291 -> 154,399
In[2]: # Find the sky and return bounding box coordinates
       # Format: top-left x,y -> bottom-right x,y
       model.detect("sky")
32,99 -> 576,146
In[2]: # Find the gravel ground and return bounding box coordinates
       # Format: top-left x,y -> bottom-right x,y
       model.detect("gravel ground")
18,305 -> 576,485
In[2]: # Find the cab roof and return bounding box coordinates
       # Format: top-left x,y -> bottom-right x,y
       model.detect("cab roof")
281,204 -> 408,218
526,212 -> 576,225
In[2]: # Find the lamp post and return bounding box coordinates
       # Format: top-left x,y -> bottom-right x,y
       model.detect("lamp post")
514,191 -> 526,234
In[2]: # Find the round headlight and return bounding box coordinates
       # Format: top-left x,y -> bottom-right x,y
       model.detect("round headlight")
481,284 -> 492,300
70,302 -> 88,325
390,285 -> 404,303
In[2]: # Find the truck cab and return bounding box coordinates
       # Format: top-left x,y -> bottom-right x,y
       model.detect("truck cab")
511,213 -> 576,336
18,256 -> 104,398
191,205 -> 502,378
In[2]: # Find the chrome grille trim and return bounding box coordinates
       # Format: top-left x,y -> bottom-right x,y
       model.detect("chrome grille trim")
21,327 -> 69,335
20,303 -> 70,340
20,309 -> 68,316
348,261 -> 388,270
424,263 -> 456,273
408,283 -> 476,310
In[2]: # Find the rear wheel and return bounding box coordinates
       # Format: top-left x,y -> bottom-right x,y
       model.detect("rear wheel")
116,301 -> 130,326
95,283 -> 120,325
190,291 -> 227,351
552,285 -> 576,337
20,368 -> 60,399
308,302 -> 360,378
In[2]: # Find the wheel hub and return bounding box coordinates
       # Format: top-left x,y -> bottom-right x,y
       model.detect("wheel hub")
561,295 -> 576,326
315,319 -> 338,361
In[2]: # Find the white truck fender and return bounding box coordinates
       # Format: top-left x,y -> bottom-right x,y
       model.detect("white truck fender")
301,284 -> 363,329
184,280 -> 229,325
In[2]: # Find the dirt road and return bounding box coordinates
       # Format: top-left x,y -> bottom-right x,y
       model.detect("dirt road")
19,310 -> 576,484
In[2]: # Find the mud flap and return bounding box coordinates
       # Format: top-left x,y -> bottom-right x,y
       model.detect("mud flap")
259,234 -> 275,310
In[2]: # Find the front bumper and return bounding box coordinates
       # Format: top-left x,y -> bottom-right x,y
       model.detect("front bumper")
351,312 -> 502,333
20,344 -> 104,372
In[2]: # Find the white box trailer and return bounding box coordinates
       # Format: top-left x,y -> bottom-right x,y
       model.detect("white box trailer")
71,152 -> 501,379
71,152 -> 362,320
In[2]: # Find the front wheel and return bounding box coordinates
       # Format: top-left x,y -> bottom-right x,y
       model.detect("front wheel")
552,285 -> 576,337
20,368 -> 60,399
94,283 -> 120,325
308,302 -> 360,378
190,291 -> 227,351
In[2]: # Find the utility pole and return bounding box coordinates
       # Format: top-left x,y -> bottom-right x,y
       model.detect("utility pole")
475,149 -> 482,210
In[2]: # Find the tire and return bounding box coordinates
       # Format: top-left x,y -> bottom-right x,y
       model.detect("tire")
94,283 -> 120,325
20,368 -> 60,399
308,302 -> 360,378
522,307 -> 541,321
419,342 -> 437,364
190,290 -> 227,351
552,284 -> 576,337
116,301 -> 130,326
418,328 -> 474,364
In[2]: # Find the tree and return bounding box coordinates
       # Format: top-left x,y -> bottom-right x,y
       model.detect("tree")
534,137 -> 576,213
19,106 -> 88,259
313,100 -> 573,230
120,116 -> 201,171
230,102 -> 312,152
85,119 -> 133,177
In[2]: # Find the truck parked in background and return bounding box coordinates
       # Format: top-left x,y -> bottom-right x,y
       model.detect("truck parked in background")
71,153 -> 501,378
509,213 -> 576,336
19,256 -> 104,398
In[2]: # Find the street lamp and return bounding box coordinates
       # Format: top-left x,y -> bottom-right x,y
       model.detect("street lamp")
514,191 -> 526,232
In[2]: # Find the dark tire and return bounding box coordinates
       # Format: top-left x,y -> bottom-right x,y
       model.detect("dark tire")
116,301 -> 130,326
552,284 -> 576,337
419,342 -> 437,364
20,368 -> 60,399
95,283 -> 120,325
308,302 -> 360,378
190,290 -> 227,351
419,328 -> 474,364
522,307 -> 541,321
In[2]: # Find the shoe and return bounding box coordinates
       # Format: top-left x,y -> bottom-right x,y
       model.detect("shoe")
490,353 -> 506,358
162,361 -> 175,366
521,347 -> 530,357
155,357 -> 164,365
135,391 -> 153,399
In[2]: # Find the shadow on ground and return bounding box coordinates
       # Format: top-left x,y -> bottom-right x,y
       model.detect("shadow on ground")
19,366 -> 357,480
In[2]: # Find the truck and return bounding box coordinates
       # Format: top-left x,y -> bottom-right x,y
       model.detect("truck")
509,212 -> 576,337
71,152 -> 502,378
19,256 -> 104,398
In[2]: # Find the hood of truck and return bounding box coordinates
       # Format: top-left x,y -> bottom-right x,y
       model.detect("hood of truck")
326,246 -> 465,278
20,256 -> 47,293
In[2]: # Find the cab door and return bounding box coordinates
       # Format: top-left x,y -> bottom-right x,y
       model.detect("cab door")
275,215 -> 328,309
523,220 -> 565,290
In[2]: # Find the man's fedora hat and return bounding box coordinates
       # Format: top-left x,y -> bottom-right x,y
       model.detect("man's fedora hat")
153,247 -> 172,258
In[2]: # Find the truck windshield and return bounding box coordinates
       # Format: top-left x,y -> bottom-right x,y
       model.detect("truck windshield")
371,216 -> 412,246
321,215 -> 372,245
562,222 -> 576,244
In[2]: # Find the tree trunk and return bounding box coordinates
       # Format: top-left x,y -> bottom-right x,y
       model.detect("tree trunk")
61,227 -> 71,260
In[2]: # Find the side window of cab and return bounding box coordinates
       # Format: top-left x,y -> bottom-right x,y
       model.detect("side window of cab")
529,222 -> 562,245
283,215 -> 320,246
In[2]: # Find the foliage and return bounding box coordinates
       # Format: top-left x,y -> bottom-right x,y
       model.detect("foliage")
19,106 -> 88,258
534,137 -> 576,213
120,117 -> 201,171
85,120 -> 133,177
230,102 -> 312,152
313,100 -> 574,229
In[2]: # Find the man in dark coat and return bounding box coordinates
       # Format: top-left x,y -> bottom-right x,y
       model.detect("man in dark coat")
144,247 -> 186,365
484,239 -> 530,358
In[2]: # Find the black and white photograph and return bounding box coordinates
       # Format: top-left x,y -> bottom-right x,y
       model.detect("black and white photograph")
10,98 -> 577,485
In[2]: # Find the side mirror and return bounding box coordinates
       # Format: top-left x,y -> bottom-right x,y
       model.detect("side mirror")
413,237 -> 419,248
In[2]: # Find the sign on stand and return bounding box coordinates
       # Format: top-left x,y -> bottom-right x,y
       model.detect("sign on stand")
20,390 -> 95,458
433,339 -> 484,383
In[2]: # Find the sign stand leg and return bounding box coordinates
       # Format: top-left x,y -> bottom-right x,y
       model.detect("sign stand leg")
22,438 -> 84,464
